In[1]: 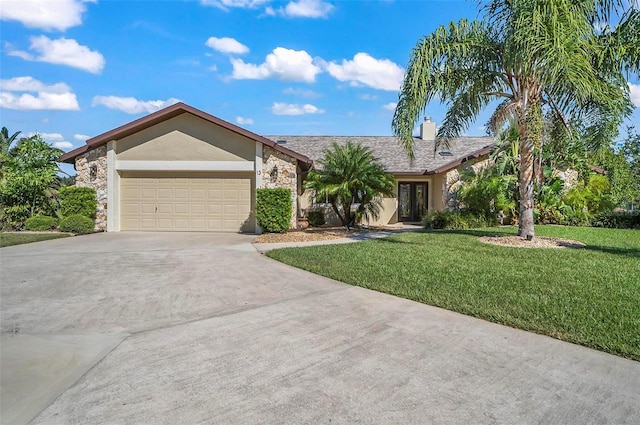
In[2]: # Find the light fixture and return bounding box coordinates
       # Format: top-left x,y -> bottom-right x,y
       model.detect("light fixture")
89,164 -> 97,182
270,165 -> 278,182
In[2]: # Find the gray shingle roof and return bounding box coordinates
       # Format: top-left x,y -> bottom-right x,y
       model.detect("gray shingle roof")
265,136 -> 496,174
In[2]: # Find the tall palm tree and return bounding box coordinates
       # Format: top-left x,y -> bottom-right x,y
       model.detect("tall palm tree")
393,0 -> 639,238
305,142 -> 395,228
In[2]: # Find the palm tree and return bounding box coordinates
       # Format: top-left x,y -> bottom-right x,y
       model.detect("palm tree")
393,0 -> 639,238
0,127 -> 22,157
304,142 -> 395,228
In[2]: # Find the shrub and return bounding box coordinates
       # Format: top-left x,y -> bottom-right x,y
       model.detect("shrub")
59,214 -> 95,234
422,210 -> 498,230
59,186 -> 97,218
591,211 -> 640,229
307,209 -> 326,227
25,215 -> 58,231
256,188 -> 292,233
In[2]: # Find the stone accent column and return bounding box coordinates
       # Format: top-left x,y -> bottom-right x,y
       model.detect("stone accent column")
262,146 -> 297,229
75,146 -> 108,231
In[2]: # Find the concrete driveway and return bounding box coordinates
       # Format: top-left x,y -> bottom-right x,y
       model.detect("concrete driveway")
1,232 -> 638,424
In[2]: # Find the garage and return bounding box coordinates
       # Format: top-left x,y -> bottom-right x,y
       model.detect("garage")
120,172 -> 254,232
59,103 -> 309,233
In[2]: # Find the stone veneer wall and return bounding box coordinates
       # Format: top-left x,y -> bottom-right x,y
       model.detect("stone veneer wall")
262,145 -> 298,228
444,157 -> 492,210
75,146 -> 108,231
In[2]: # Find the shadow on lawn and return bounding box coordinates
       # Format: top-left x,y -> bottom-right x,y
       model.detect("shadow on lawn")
424,228 -> 640,258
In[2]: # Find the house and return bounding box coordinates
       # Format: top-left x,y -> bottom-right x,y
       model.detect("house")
60,102 -> 495,232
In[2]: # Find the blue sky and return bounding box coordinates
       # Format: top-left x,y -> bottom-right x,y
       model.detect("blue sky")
1,0 -> 639,174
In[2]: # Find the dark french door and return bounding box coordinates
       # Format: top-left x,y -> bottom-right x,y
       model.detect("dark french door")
398,182 -> 428,222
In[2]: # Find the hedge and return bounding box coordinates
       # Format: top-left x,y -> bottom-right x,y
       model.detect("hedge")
59,186 -> 97,218
256,188 -> 292,233
24,215 -> 58,231
59,214 -> 95,234
423,210 -> 498,230
307,209 -> 326,227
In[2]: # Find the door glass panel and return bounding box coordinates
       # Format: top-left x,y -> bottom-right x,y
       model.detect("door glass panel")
415,184 -> 426,219
399,184 -> 411,219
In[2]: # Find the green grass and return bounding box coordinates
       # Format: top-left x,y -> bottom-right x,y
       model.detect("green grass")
0,232 -> 71,247
268,226 -> 640,361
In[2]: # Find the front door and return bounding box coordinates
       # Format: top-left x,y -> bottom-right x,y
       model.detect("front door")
398,182 -> 428,222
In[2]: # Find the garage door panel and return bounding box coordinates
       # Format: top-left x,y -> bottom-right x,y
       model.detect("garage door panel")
120,173 -> 254,232
141,203 -> 156,214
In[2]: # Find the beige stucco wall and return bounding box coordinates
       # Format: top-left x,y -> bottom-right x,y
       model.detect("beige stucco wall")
300,175 -> 438,227
75,146 -> 108,231
261,145 -> 298,228
116,114 -> 254,162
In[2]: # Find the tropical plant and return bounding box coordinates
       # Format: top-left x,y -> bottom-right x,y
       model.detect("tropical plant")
0,127 -> 21,156
304,142 -> 395,227
392,0 -> 639,238
0,135 -> 62,227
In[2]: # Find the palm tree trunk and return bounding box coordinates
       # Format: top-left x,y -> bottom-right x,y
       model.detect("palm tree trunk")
516,103 -> 539,238
518,136 -> 535,238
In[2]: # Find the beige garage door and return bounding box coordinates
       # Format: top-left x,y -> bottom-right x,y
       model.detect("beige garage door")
120,172 -> 254,232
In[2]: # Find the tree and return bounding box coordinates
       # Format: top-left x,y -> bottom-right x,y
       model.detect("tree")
393,0 -> 639,238
0,134 -> 62,226
0,127 -> 21,156
304,142 -> 395,227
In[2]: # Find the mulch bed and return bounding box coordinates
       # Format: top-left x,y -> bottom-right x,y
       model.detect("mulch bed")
478,235 -> 586,249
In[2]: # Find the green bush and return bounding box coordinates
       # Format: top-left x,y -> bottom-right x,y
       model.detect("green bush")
307,209 -> 326,227
24,215 -> 58,231
591,211 -> 640,229
423,210 -> 498,230
256,188 -> 292,233
59,186 -> 97,218
59,214 -> 95,234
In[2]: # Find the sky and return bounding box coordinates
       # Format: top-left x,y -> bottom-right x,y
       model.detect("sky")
1,0 -> 639,176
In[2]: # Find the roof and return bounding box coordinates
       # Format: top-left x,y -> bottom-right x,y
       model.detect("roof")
265,135 -> 496,175
59,102 -> 312,166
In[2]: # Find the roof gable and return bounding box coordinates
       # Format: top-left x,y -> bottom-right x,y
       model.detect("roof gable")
59,102 -> 311,165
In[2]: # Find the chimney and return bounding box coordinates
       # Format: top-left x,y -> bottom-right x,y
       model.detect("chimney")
420,116 -> 436,140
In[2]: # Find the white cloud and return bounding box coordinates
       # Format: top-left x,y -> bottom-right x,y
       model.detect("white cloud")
383,102 -> 397,110
200,0 -> 269,11
236,116 -> 254,125
270,102 -> 324,115
92,96 -> 181,114
0,0 -> 91,31
271,0 -> 333,18
283,87 -> 322,98
359,93 -> 378,101
27,132 -> 74,149
0,76 -> 80,110
629,83 -> 640,107
74,134 -> 90,141
231,47 -> 321,83
326,53 -> 404,91
205,37 -> 249,54
7,36 -> 105,74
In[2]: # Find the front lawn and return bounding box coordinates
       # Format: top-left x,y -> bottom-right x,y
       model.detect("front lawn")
268,226 -> 640,361
0,232 -> 71,247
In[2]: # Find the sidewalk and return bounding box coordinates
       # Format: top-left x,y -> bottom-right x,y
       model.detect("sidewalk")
252,224 -> 422,253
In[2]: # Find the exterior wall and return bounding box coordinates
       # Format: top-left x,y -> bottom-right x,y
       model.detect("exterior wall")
261,145 -> 298,228
75,146 -> 108,231
300,175 -> 435,227
116,114 -> 254,162
444,157 -> 492,210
